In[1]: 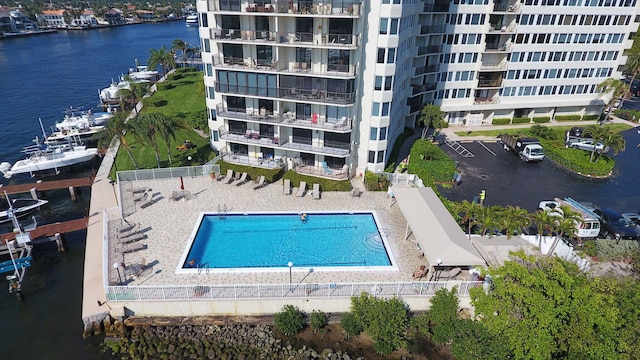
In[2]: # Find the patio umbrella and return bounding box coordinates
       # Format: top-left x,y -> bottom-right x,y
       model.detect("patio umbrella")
180,176 -> 184,191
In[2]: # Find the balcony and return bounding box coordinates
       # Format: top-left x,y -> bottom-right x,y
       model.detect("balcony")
414,64 -> 440,76
294,163 -> 349,180
209,1 -> 363,16
492,3 -> 521,12
418,45 -> 443,55
477,79 -> 503,88
478,62 -> 507,71
484,43 -> 511,52
216,106 -> 284,125
474,97 -> 500,104
281,140 -> 351,157
219,151 -> 285,170
420,24 -> 446,34
423,3 -> 450,12
211,56 -> 356,77
282,113 -> 352,133
488,24 -> 516,33
211,29 -> 359,48
412,83 -> 437,95
214,82 -> 355,105
219,127 -> 281,145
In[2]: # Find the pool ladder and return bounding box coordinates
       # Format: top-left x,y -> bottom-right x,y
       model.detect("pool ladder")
197,262 -> 210,274
218,204 -> 229,219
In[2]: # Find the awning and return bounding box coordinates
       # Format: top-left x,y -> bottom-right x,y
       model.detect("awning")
391,186 -> 486,268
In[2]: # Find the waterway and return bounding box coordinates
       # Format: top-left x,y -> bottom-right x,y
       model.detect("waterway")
0,21 -> 198,359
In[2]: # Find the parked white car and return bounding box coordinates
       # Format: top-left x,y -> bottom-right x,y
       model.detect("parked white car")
567,138 -> 609,153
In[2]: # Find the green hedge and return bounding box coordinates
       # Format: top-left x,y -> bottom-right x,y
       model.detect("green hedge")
582,114 -> 600,121
407,139 -> 456,187
538,139 -> 614,177
512,117 -> 531,124
216,161 -> 284,184
613,109 -> 640,122
532,116 -> 550,123
363,171 -> 390,191
555,115 -> 581,121
492,118 -> 511,125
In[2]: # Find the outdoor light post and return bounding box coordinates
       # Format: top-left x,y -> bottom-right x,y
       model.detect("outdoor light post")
288,261 -> 293,292
435,258 -> 443,281
113,262 -> 123,285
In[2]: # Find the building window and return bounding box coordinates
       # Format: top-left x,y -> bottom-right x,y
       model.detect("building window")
212,130 -> 219,142
377,150 -> 385,163
370,127 -> 378,140
368,151 -> 375,163
375,76 -> 383,90
207,86 -> 215,99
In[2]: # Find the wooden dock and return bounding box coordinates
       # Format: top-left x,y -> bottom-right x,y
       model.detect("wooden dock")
1,217 -> 88,244
1,176 -> 94,196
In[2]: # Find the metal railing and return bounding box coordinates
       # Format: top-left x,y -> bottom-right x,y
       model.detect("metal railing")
214,82 -> 355,105
474,97 -> 500,104
219,151 -> 285,169
477,79 -> 503,88
116,165 -> 219,182
479,62 -> 508,71
295,163 -> 349,180
211,56 -> 356,77
377,172 -> 425,187
209,0 -> 362,16
105,280 -> 483,302
211,29 -> 359,47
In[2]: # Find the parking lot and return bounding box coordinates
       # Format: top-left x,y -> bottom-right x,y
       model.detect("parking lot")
437,128 -> 640,214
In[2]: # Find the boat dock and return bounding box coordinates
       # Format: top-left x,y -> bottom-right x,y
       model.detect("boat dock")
2,175 -> 94,201
0,217 -> 88,246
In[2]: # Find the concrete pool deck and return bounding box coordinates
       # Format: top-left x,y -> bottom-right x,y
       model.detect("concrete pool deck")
109,176 -> 431,287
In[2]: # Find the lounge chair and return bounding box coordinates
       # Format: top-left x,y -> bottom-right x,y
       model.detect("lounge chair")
351,187 -> 361,198
321,161 -> 332,175
441,267 -> 462,280
116,222 -> 137,233
121,243 -> 147,254
217,169 -> 233,182
226,170 -> 236,184
139,193 -> 155,208
312,183 -> 321,199
296,181 -> 307,197
116,223 -> 140,239
235,172 -> 249,186
120,232 -> 146,244
132,187 -> 148,194
253,175 -> 267,189
133,189 -> 150,202
283,179 -> 292,195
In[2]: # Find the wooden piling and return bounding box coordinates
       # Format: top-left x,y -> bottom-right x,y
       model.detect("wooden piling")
30,188 -> 38,200
55,233 -> 65,252
69,186 -> 76,201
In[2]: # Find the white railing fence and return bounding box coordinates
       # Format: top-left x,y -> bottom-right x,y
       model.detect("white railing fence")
116,164 -> 220,182
105,281 -> 483,302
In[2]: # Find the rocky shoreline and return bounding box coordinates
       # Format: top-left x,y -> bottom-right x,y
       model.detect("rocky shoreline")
105,321 -> 361,360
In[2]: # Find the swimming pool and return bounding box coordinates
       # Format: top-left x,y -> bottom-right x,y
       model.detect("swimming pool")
178,211 -> 396,272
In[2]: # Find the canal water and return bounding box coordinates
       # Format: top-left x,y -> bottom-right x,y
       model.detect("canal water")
0,21 -> 198,359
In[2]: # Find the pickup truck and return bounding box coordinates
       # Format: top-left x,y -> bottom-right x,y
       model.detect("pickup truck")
499,134 -> 545,162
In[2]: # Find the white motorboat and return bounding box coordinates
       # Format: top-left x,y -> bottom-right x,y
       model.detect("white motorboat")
99,78 -> 130,102
0,143 -> 98,178
128,65 -> 158,81
186,14 -> 198,27
46,125 -> 105,145
0,197 -> 48,224
45,109 -> 112,144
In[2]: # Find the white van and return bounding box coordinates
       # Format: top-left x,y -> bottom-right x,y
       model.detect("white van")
537,199 -> 601,239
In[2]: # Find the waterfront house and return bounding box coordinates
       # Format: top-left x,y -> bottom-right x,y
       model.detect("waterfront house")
0,7 -> 39,33
38,10 -> 66,28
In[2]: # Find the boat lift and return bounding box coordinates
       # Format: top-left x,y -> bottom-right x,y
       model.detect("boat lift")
1,191 -> 33,300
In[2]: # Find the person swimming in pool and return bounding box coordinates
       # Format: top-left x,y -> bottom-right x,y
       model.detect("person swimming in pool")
301,213 -> 307,223
187,259 -> 196,268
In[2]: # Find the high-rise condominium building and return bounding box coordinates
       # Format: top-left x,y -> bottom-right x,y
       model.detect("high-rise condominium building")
196,0 -> 638,177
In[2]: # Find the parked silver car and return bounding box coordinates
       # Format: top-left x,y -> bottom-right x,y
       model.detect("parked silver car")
567,138 -> 609,153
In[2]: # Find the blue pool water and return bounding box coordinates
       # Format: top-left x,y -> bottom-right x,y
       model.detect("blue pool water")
183,212 -> 392,269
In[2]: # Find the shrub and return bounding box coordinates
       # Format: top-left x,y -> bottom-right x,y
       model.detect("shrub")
529,125 -> 561,141
363,170 -> 390,191
582,114 -> 601,121
594,239 -> 640,262
340,312 -> 363,338
350,293 -> 409,355
512,117 -> 531,124
532,116 -> 550,123
555,114 -> 582,121
309,310 -> 328,333
492,118 -> 511,125
538,138 -> 614,177
613,109 -> 640,122
408,139 -> 457,187
274,305 -> 305,335
582,240 -> 598,257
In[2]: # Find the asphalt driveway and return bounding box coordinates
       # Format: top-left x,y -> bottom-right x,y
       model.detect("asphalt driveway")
437,128 -> 640,213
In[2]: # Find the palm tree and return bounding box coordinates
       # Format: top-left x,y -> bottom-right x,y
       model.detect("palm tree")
476,205 -> 502,237
455,200 -> 483,239
96,112 -> 139,169
582,125 -> 626,163
623,52 -> 640,105
596,78 -> 630,121
418,103 -> 445,140
499,205 -> 532,239
155,115 -> 186,164
532,209 -> 557,250
119,77 -> 150,114
548,205 -> 581,254
147,46 -> 176,76
172,39 -> 187,61
129,113 -> 164,168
